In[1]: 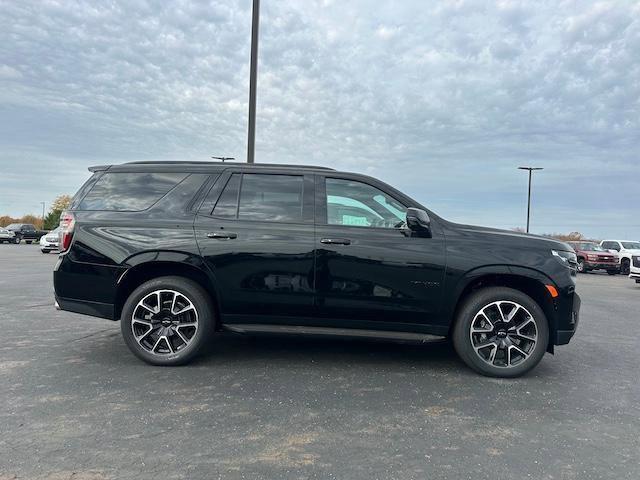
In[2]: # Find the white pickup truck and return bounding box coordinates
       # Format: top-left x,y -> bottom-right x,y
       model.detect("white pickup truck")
600,240 -> 640,280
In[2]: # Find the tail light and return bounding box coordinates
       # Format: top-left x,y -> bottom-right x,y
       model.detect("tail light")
59,211 -> 76,253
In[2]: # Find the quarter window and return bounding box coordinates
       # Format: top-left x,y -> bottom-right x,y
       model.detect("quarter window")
78,172 -> 187,211
325,178 -> 406,229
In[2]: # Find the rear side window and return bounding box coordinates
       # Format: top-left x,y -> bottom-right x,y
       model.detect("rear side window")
210,173 -> 304,223
239,174 -> 303,222
78,172 -> 188,211
212,174 -> 240,218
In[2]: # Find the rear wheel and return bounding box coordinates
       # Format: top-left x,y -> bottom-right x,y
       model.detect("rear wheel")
452,287 -> 549,378
577,259 -> 586,273
25,240 -> 32,244
607,270 -> 618,276
121,276 -> 215,366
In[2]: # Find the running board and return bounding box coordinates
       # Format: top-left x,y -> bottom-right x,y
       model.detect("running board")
222,324 -> 445,344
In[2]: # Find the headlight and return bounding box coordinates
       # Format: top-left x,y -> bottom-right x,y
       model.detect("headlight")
552,250 -> 577,267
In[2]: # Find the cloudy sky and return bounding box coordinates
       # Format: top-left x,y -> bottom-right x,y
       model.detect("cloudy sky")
1,0 -> 639,238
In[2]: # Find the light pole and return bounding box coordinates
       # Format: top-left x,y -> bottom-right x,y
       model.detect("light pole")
40,201 -> 45,229
246,0 -> 260,164
518,167 -> 543,233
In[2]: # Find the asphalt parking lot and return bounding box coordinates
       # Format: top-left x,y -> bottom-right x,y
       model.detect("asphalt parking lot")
1,244 -> 639,480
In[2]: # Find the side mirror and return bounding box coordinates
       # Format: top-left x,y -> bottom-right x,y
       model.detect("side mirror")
406,208 -> 431,234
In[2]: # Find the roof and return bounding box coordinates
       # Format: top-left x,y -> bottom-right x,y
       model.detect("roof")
89,161 -> 335,173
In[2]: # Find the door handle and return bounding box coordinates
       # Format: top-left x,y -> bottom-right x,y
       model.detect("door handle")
207,232 -> 237,239
320,238 -> 351,245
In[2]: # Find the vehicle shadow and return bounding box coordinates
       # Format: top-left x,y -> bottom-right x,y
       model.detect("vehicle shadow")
194,332 -> 462,371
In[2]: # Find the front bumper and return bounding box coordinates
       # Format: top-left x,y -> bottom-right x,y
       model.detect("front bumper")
555,292 -> 580,345
584,261 -> 619,270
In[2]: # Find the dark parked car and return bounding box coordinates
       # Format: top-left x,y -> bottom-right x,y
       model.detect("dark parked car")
567,241 -> 620,275
5,223 -> 47,244
54,162 -> 580,377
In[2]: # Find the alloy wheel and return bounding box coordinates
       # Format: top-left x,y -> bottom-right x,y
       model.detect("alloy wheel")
131,289 -> 199,356
469,301 -> 538,368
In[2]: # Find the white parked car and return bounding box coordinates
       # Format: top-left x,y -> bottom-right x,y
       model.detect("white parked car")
629,258 -> 640,284
600,240 -> 640,275
0,227 -> 16,243
40,227 -> 60,253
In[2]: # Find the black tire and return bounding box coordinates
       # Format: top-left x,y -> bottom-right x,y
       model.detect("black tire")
25,240 -> 32,244
607,270 -> 618,276
621,259 -> 630,275
452,287 -> 549,378
121,276 -> 215,366
13,237 -> 21,244
41,249 -> 50,254
577,259 -> 586,273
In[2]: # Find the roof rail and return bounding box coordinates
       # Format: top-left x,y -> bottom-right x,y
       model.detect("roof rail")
123,161 -> 334,170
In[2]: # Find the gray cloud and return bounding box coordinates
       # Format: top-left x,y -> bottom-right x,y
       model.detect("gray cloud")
0,0 -> 639,238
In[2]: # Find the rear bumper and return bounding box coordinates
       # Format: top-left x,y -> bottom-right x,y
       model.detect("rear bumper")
55,295 -> 116,320
555,292 -> 580,345
53,253 -> 123,320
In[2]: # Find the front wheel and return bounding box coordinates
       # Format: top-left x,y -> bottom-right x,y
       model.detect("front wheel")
452,287 -> 549,378
120,276 -> 215,366
13,237 -> 21,244
621,259 -> 630,275
607,270 -> 618,276
577,259 -> 586,273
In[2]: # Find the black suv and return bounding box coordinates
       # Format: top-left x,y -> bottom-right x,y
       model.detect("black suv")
54,162 -> 580,377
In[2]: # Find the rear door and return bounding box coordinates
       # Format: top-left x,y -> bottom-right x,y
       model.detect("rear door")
194,169 -> 316,322
313,174 -> 446,328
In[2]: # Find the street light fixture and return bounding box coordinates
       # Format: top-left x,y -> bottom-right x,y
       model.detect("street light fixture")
518,167 -> 543,233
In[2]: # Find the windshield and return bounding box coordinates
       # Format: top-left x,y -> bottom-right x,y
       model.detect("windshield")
622,242 -> 640,249
574,243 -> 606,252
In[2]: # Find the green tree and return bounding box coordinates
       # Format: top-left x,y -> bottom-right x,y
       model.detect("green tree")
43,194 -> 72,230
44,210 -> 62,230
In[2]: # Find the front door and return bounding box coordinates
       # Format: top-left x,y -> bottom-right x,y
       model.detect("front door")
314,175 -> 446,329
194,170 -> 316,322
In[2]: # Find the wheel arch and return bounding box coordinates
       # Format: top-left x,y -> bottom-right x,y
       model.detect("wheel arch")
115,254 -> 221,325
448,266 -> 557,352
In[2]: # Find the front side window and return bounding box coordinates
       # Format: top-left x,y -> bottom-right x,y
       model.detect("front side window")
325,178 -> 406,229
78,172 -> 187,211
